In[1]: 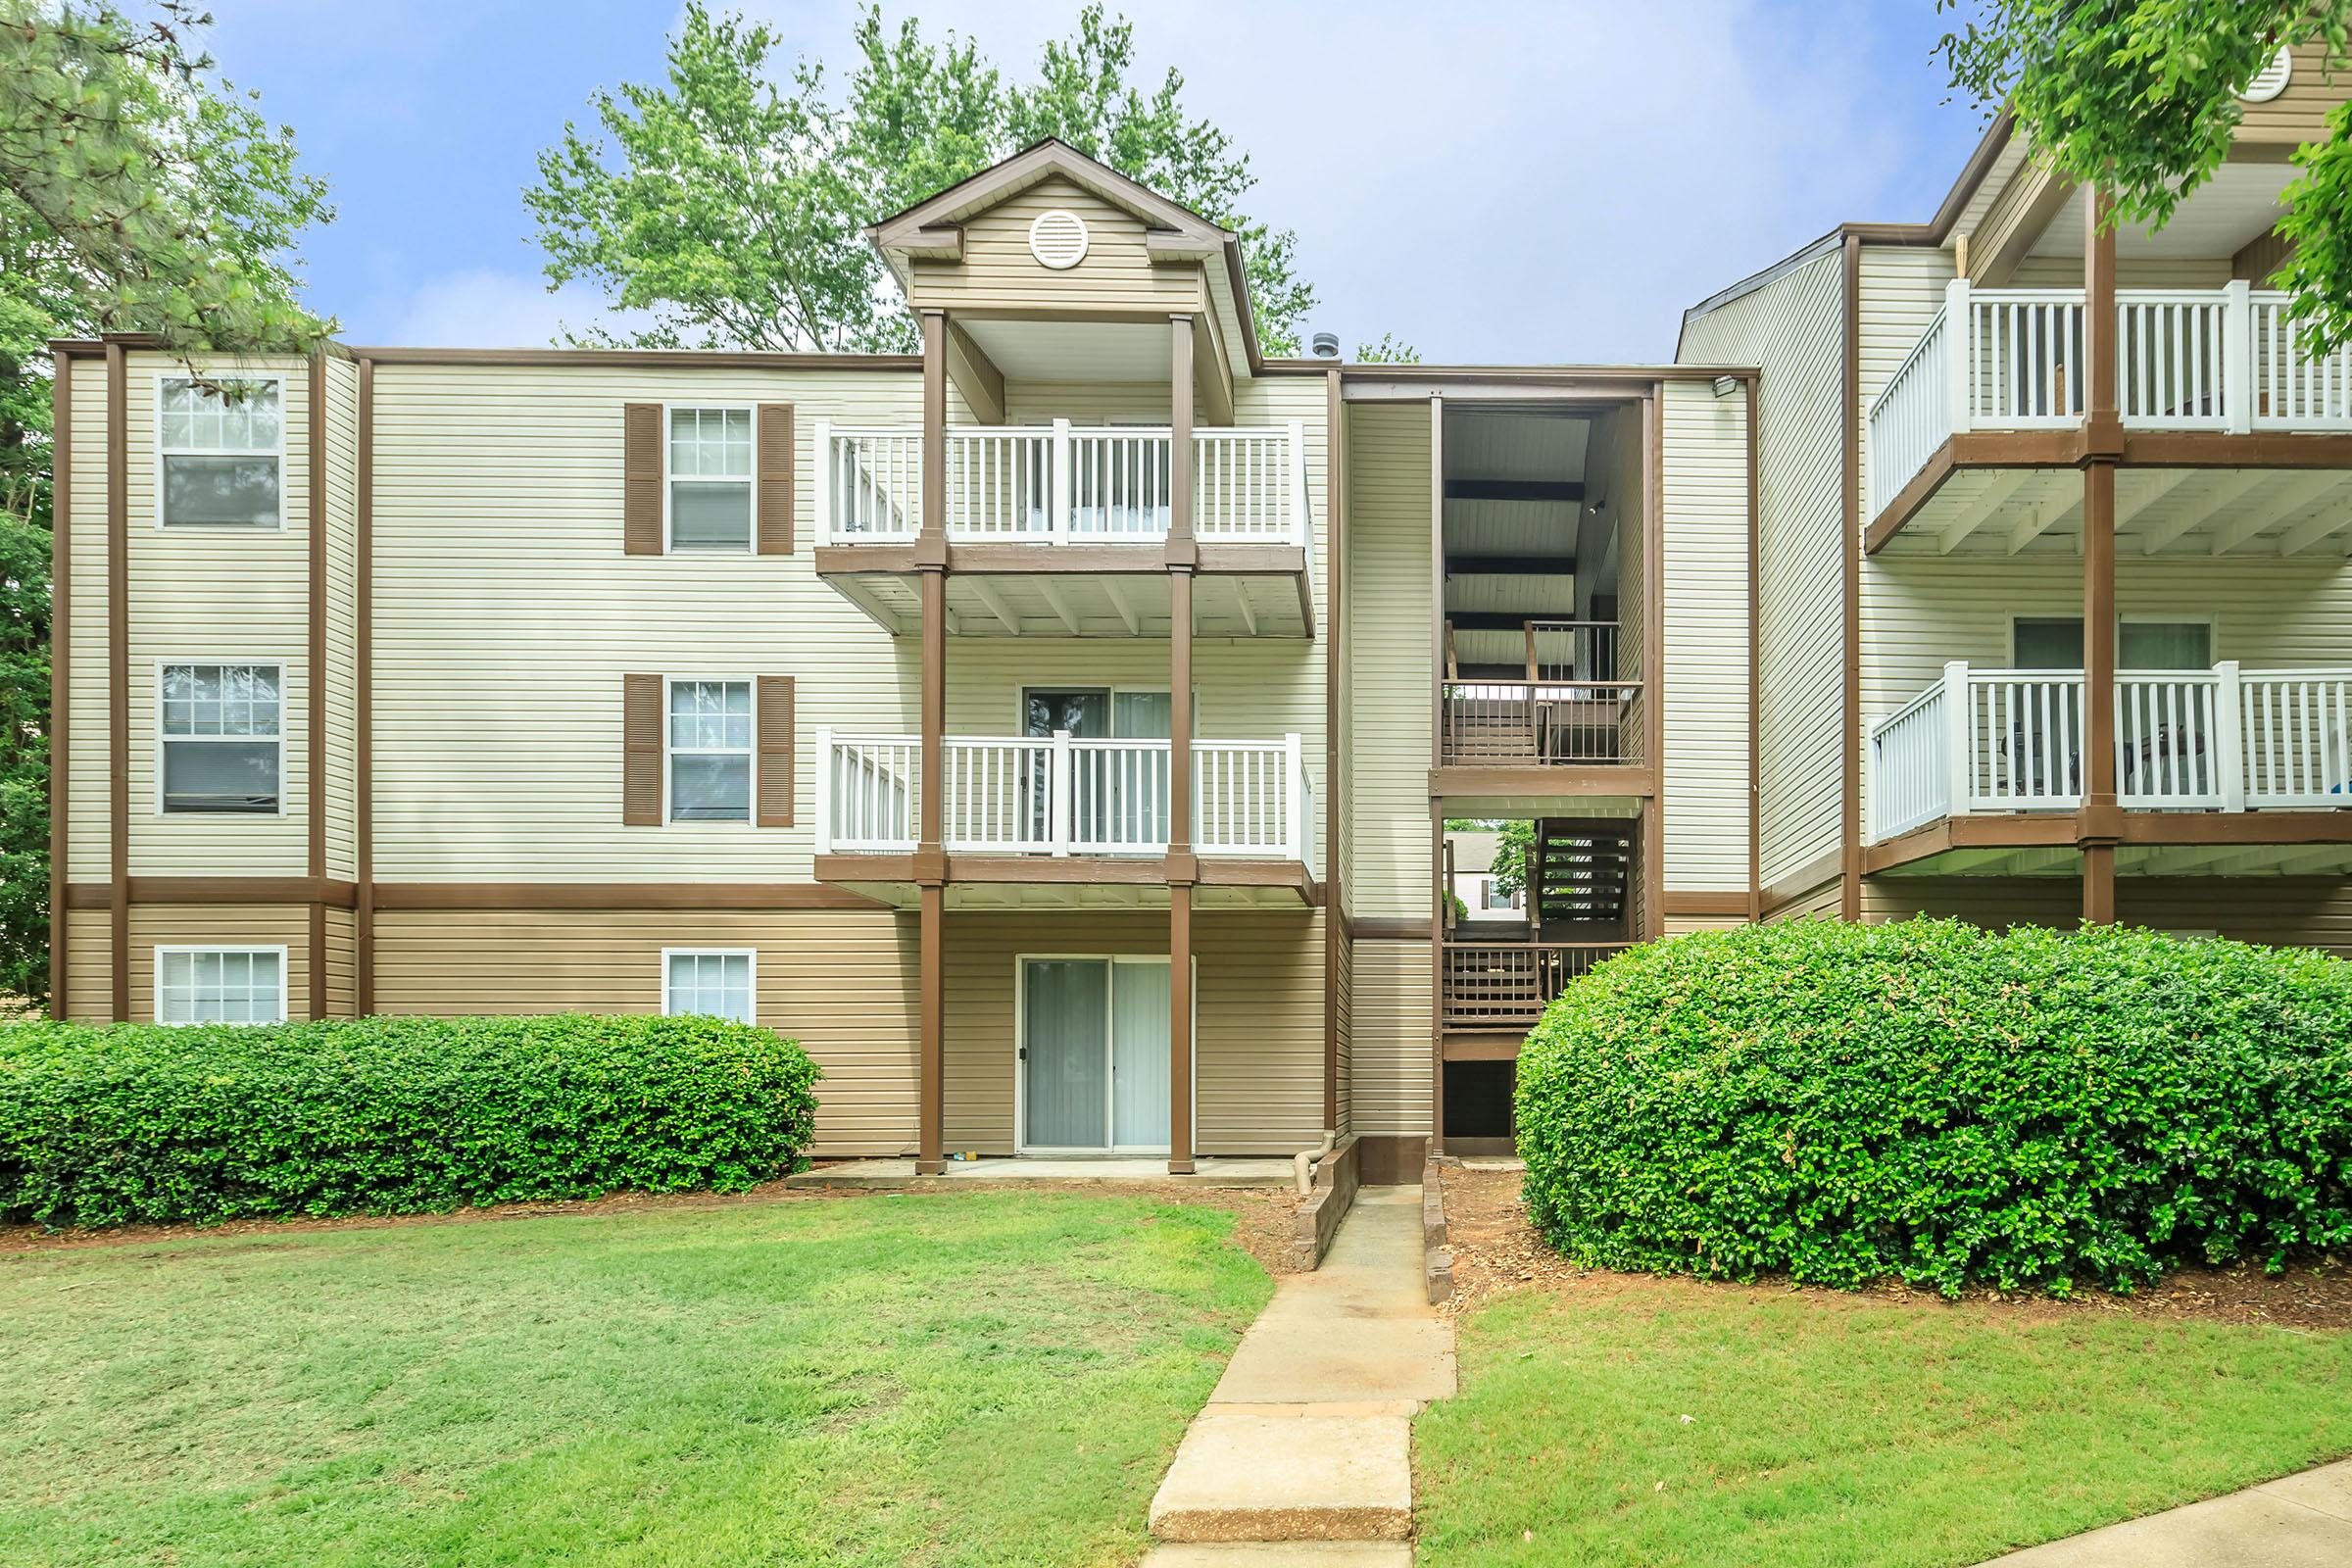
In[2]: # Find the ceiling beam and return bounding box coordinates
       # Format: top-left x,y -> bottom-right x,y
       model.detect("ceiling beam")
2141,470 -> 2268,555
1035,577 -> 1085,636
1227,575 -> 1258,637
2115,466 -> 2194,534
943,320 -> 1005,426
1443,479 -> 1586,504
2278,488 -> 2352,556
1191,311 -> 1235,427
827,575 -> 908,636
1443,611 -> 1563,633
1936,469 -> 2033,554
1443,554 -> 1578,577
1102,576 -> 1143,635
2211,471 -> 2346,555
967,575 -> 1024,635
2005,503 -> 2060,555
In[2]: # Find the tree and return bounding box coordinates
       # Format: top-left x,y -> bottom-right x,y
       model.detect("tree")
1444,817 -> 1535,905
0,1 -> 332,1003
1937,2 -> 2352,350
528,3 -> 1365,358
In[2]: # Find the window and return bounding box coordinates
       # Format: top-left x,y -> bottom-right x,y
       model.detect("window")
1482,877 -> 1517,910
663,949 -> 755,1024
160,662 -> 282,812
668,678 -> 752,821
2013,617 -> 2214,670
667,407 -> 753,550
159,376 -> 283,527
157,947 -> 286,1025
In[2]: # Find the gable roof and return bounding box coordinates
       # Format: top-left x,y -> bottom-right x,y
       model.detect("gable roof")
865,137 -> 1263,369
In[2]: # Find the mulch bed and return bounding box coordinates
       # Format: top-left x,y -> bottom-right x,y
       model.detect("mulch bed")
2,1176 -> 1305,1275
1438,1161 -> 2352,1330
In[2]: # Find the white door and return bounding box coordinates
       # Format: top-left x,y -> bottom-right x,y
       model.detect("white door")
1019,957 -> 1175,1152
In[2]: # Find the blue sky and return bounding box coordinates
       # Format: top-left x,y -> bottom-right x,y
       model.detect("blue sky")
199,0 -> 1990,363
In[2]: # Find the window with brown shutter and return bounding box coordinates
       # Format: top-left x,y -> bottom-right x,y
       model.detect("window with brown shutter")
622,672 -> 663,824
757,675 -> 795,826
757,404 -> 794,555
623,404 -> 662,555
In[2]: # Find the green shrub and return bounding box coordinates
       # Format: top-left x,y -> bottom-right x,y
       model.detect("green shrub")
0,1013 -> 820,1228
1515,919 -> 2352,1296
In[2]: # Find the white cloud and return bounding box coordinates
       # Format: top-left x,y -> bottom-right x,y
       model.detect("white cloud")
374,270 -> 645,350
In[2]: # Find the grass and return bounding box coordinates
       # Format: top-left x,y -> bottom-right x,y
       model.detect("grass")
0,1191 -> 1273,1568
1415,1279 -> 2352,1568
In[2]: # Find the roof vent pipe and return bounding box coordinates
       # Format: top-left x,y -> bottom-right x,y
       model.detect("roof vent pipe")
1310,332 -> 1341,359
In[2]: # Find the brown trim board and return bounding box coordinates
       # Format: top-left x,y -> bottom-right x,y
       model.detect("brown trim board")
1322,365 -> 1343,1133
1661,891 -> 1752,918
1744,369 -> 1761,921
356,357 -> 375,1013
48,351 -> 69,1016
71,877 -> 361,909
372,883 -> 889,911
1642,386 -> 1665,941
307,352 -> 328,1019
1838,235 -> 1861,921
106,341 -> 127,1019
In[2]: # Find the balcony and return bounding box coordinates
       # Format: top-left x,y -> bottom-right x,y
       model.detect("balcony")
813,730 -> 1315,905
1868,281 -> 2352,535
1433,619 -> 1645,793
811,420 -> 1314,638
1867,662 -> 2352,844
1440,940 -> 1630,1033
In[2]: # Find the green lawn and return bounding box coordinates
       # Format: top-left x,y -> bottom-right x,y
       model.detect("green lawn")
0,1191 -> 1273,1568
1416,1279 -> 2352,1568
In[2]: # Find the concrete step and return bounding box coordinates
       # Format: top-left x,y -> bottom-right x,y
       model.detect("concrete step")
1139,1545 -> 1414,1567
1149,1409 -> 1413,1544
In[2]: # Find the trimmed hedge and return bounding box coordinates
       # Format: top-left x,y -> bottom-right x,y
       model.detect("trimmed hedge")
0,1013 -> 820,1228
1516,919 -> 2352,1296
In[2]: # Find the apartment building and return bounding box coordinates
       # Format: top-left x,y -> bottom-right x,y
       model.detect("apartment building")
1682,41 -> 2352,952
55,60 -> 2352,1174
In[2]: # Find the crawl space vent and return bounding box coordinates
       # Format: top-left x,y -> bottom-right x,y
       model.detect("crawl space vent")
1028,210 -> 1090,270
2241,46 -> 2292,103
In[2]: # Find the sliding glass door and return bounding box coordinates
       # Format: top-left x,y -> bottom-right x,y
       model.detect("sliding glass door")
1018,956 -> 1181,1152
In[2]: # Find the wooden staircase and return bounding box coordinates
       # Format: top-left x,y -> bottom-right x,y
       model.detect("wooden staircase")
1441,818 -> 1636,1031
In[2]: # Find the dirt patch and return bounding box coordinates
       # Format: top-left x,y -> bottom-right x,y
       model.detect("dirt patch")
1437,1162 -> 2352,1331
1,1176 -> 1303,1275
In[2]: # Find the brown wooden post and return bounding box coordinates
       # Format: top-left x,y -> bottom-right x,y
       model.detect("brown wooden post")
916,310 -> 949,1172
2082,189 -> 2122,925
1167,315 -> 1197,1172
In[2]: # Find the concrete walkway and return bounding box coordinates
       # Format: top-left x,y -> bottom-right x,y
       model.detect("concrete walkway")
1981,1460 -> 2352,1566
1142,1186 -> 1454,1566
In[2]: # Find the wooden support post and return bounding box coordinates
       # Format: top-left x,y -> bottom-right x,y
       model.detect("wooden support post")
916,311 -> 948,1173
2082,187 -> 2122,927
1167,315 -> 1197,1174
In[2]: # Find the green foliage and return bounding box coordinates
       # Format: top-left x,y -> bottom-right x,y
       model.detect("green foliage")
528,3 -> 1324,356
1446,888 -> 1468,926
0,1013 -> 820,1228
1486,819 -> 1535,904
1352,331 -> 1420,364
1515,918 -> 2352,1296
1936,2 -> 2352,351
0,2 -> 331,1003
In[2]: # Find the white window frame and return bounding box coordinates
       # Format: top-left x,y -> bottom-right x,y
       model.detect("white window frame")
660,947 -> 759,1025
662,403 -> 758,554
662,674 -> 758,826
1011,953 -> 1197,1156
154,371 -> 288,530
154,944 -> 289,1026
154,658 -> 288,817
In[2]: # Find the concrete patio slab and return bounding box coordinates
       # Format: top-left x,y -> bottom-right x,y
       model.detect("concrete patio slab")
1982,1460 -> 2352,1566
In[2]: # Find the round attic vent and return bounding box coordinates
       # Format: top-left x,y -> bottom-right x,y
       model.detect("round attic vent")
1028,209 -> 1090,270
2241,44 -> 2292,103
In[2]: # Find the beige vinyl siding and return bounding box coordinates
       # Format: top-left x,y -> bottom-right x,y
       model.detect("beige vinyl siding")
2237,44 -> 2352,145
62,909 -> 110,1021
1346,404 -> 1433,919
66,357 -> 109,884
127,905 -> 314,1023
1332,916 -> 1352,1140
906,177 -> 1205,316
1659,380 -> 1751,893
125,352 -> 315,877
370,907 -> 919,1155
321,357 -> 362,881
323,906 -> 356,1017
1765,871 -> 1844,922
1348,939 -> 1429,1137
1857,554 -> 2352,832
2008,257 -> 2235,289
937,909 -> 1324,1156
1970,161 -> 2064,283
1681,249 -> 1850,889
1858,245 -> 1958,518
1866,874 -> 2352,956
370,364 -> 923,881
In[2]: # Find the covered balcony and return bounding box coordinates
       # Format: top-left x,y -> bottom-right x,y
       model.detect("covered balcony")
810,419 -> 1314,638
811,728 -> 1316,907
1867,280 -> 2352,544
1867,662 -> 2352,871
1437,619 -> 1643,770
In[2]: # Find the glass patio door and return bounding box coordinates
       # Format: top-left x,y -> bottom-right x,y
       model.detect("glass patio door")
1019,957 -> 1173,1152
1022,689 -> 1172,848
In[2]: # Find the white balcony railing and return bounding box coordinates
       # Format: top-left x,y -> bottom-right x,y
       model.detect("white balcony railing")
1866,662 -> 2352,840
815,728 -> 1314,866
811,419 -> 1311,548
1865,279 -> 2352,509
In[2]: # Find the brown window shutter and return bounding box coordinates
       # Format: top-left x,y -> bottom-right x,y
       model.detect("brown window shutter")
757,675 -> 795,826
623,403 -> 662,555
623,673 -> 664,825
757,404 -> 794,555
